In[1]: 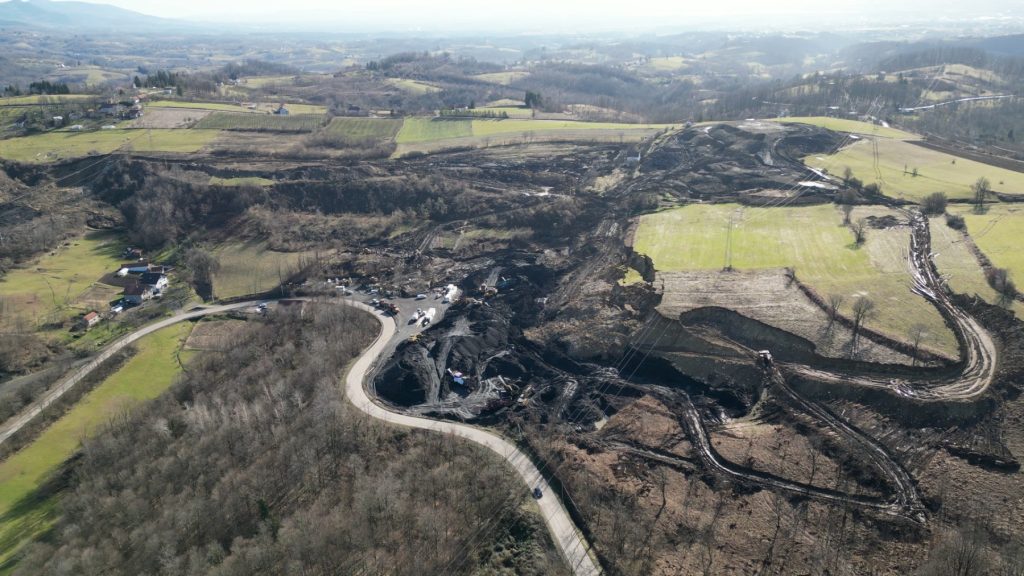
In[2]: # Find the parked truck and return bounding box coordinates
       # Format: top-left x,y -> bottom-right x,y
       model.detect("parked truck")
421,307 -> 436,326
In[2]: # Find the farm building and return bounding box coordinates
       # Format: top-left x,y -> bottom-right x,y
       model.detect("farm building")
78,311 -> 101,330
124,284 -> 154,305
274,104 -> 290,115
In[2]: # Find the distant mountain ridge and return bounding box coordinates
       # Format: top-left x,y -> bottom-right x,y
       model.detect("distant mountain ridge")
0,0 -> 196,31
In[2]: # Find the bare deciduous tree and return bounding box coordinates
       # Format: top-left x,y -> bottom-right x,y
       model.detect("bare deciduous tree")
827,293 -> 845,330
972,177 -> 992,212
851,296 -> 876,350
851,217 -> 869,245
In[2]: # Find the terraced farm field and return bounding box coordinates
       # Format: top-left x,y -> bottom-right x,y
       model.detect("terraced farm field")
0,323 -> 193,570
194,112 -> 325,132
804,139 -> 1024,201
632,203 -> 958,357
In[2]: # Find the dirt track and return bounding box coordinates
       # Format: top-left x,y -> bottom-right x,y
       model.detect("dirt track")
783,211 -> 998,401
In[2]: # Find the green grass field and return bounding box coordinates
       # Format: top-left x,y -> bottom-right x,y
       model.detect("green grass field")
773,117 -> 919,140
950,204 -> 1024,283
0,231 -> 125,327
0,322 -> 192,569
396,118 -> 473,143
633,203 -> 957,356
804,139 -> 1024,202
0,95 -> 97,106
0,129 -> 220,163
209,176 -> 274,187
395,116 -> 672,149
929,216 -> 1024,317
194,112 -> 324,132
326,117 -> 403,143
211,241 -> 314,298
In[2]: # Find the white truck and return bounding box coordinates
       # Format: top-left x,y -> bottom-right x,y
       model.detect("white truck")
421,307 -> 436,326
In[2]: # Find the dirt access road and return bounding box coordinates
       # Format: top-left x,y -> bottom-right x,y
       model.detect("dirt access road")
0,297 -> 602,576
783,211 -> 998,401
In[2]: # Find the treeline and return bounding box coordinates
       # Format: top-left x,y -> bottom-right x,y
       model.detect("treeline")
26,81 -> 70,95
905,99 -> 1024,154
13,304 -> 563,575
219,59 -> 297,80
95,162 -> 267,249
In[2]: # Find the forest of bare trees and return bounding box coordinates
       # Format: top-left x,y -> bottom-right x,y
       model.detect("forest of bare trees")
14,304 -> 564,575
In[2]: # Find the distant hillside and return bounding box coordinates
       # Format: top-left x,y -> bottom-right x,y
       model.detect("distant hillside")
0,0 -> 194,32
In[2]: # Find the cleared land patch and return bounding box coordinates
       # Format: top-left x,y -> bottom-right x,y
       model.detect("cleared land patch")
0,322 -> 192,568
774,117 -> 918,140
211,241 -> 315,298
129,106 -> 211,129
804,138 -> 1024,202
0,231 -> 125,328
633,203 -> 958,357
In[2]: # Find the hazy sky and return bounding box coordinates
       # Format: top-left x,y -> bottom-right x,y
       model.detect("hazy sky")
39,0 -> 1024,31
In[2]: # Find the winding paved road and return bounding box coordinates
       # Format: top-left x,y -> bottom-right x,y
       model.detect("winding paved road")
344,302 -> 602,576
0,298 -> 602,576
0,300 -> 263,447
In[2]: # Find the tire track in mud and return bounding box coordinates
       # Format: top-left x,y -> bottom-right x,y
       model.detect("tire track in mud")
783,210 -> 997,401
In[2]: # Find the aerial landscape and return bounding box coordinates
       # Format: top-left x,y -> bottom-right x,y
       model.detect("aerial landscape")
1,0 -> 1024,573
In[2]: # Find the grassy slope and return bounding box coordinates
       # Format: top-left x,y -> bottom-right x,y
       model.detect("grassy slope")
929,216 -> 1024,317
633,203 -> 957,355
0,129 -> 220,163
211,241 -> 313,298
804,139 -> 1024,202
0,231 -> 124,327
951,204 -> 1024,281
774,117 -> 918,140
396,118 -> 473,143
0,322 -> 193,570
326,117 -> 403,141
